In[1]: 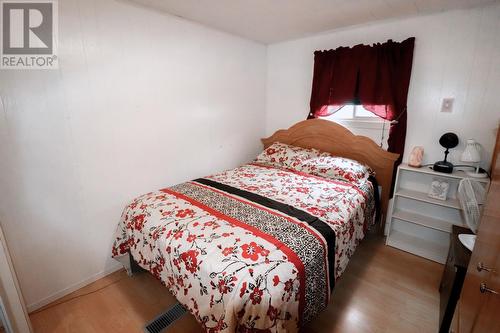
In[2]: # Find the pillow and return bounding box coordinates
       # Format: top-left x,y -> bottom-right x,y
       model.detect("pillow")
255,142 -> 320,169
299,153 -> 373,184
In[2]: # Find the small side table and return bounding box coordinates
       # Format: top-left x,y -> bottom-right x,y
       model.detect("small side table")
439,225 -> 472,333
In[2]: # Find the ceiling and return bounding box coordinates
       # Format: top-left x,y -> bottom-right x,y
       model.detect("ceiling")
130,0 -> 498,44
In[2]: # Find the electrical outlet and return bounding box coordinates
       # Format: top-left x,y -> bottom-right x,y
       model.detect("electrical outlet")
441,98 -> 454,113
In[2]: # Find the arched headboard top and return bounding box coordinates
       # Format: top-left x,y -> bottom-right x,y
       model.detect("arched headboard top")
262,119 -> 399,232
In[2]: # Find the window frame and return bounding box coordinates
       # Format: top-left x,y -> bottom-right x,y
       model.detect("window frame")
320,104 -> 390,149
324,104 -> 384,124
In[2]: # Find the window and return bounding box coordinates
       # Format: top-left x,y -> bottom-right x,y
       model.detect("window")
324,104 -> 381,120
320,105 -> 390,149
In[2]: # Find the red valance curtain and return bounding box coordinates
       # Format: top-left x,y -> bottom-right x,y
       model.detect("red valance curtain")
308,37 -> 415,157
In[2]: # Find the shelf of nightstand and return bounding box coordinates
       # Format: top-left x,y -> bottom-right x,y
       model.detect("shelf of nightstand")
386,164 -> 490,264
386,230 -> 448,264
395,189 -> 461,210
398,164 -> 490,183
392,210 -> 459,233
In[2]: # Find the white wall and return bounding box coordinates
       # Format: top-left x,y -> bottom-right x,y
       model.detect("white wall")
266,4 -> 500,169
0,0 -> 266,310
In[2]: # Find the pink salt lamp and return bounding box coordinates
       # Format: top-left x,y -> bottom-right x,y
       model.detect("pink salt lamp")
408,146 -> 424,167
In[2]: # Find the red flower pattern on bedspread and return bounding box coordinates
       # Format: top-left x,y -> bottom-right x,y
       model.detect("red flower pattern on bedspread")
207,163 -> 375,279
112,163 -> 374,332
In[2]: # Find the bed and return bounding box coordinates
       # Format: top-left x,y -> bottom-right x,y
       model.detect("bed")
111,119 -> 399,332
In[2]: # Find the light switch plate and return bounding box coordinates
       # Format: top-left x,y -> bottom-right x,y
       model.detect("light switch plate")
441,98 -> 454,113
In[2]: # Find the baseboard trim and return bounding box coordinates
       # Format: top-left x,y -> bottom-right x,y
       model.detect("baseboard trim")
26,262 -> 123,313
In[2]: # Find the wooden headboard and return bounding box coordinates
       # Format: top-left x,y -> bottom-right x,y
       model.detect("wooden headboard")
262,119 -> 400,233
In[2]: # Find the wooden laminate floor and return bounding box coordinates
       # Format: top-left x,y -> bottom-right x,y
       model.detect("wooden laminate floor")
30,236 -> 443,333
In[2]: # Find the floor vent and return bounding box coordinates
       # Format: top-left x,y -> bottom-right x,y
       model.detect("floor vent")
144,302 -> 187,333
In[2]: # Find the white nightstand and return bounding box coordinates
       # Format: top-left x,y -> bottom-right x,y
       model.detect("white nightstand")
385,164 -> 490,264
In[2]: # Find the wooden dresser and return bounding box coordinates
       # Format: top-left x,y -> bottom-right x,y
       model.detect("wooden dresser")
439,225 -> 472,333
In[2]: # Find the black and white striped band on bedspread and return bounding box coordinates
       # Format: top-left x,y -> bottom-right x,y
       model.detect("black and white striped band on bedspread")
193,178 -> 337,290
169,178 -> 335,324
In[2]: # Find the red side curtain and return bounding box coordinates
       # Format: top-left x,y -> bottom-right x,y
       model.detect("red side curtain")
308,37 -> 415,157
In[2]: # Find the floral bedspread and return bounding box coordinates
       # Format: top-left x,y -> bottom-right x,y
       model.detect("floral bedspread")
112,163 -> 374,332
